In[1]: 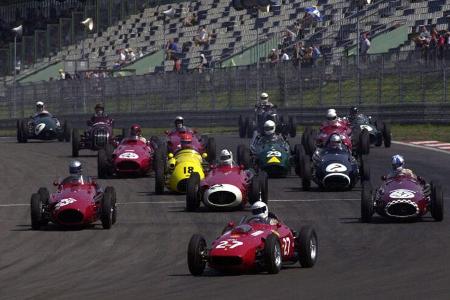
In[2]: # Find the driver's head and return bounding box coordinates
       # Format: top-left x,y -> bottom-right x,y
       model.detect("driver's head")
391,154 -> 405,171
326,108 -> 337,121
251,201 -> 268,220
329,134 -> 342,148
69,160 -> 82,175
94,103 -> 104,117
36,101 -> 44,113
130,124 -> 142,137
263,120 -> 276,136
349,106 -> 358,117
260,92 -> 269,105
180,133 -> 192,149
219,149 -> 233,166
174,116 -> 184,129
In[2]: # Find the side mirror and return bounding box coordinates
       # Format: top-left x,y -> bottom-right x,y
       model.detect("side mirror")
381,175 -> 387,180
202,153 -> 208,159
240,164 -> 245,169
165,130 -> 169,134
227,221 -> 235,228
193,129 -> 197,134
168,153 -> 174,158
53,180 -> 60,186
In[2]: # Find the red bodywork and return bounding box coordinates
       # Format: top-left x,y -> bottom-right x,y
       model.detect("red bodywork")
110,137 -> 155,175
208,218 -> 296,272
316,119 -> 353,150
166,129 -> 206,154
49,178 -> 103,226
375,174 -> 429,218
199,164 -> 252,209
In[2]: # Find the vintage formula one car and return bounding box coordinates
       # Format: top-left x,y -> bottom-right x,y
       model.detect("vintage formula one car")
185,163 -> 268,211
361,175 -> 443,222
349,114 -> 391,148
154,147 -> 209,194
17,113 -> 70,143
165,129 -> 216,162
238,106 -> 296,139
187,216 -> 317,275
72,116 -> 124,157
30,177 -> 117,230
97,136 -> 159,178
297,141 -> 369,191
236,137 -> 299,178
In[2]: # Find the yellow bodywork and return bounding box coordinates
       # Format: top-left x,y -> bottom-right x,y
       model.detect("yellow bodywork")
166,149 -> 207,193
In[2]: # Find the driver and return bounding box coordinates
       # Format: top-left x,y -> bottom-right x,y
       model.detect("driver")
62,160 -> 92,185
255,92 -> 274,110
348,106 -> 359,123
328,134 -> 343,150
174,116 -> 189,132
87,103 -> 111,126
386,154 -> 430,196
179,132 -> 193,150
218,149 -> 234,166
251,201 -> 279,225
130,124 -> 147,143
252,120 -> 287,152
34,101 -> 49,117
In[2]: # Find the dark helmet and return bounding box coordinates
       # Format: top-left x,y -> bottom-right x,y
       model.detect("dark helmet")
130,124 -> 142,136
180,132 -> 192,149
69,160 -> 82,175
95,103 -> 104,116
175,116 -> 184,129
349,106 -> 358,116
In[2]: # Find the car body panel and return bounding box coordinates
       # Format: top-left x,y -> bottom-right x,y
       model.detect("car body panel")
166,129 -> 206,154
25,113 -> 64,140
251,137 -> 291,177
110,138 -> 154,175
77,117 -> 114,151
166,149 -> 206,193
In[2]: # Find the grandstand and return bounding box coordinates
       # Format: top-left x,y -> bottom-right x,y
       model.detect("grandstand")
1,0 -> 450,82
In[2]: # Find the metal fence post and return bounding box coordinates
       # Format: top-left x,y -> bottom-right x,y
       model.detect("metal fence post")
420,71 -> 425,103
338,65 -> 342,105
299,63 -> 303,107
443,67 -> 447,102
357,67 -> 362,105
377,65 -> 382,104
319,66 -> 323,106
398,65 -> 403,103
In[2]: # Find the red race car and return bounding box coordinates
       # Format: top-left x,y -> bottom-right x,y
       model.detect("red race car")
302,120 -> 370,156
185,164 -> 268,211
97,136 -> 158,178
187,216 -> 318,275
165,129 -> 216,162
30,176 -> 117,230
361,175 -> 443,222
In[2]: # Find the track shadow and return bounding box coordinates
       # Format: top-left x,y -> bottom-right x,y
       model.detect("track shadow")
11,223 -> 104,232
170,265 -> 303,277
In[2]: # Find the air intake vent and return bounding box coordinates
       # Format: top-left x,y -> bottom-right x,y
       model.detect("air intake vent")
208,191 -> 236,205
58,209 -> 83,224
93,127 -> 108,148
210,256 -> 242,266
386,200 -> 419,218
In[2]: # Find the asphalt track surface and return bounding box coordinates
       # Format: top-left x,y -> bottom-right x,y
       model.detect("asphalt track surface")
0,134 -> 449,300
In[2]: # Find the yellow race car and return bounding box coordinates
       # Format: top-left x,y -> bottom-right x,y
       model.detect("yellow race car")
154,147 -> 208,194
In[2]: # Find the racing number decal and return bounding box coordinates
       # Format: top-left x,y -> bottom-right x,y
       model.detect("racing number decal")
360,125 -> 373,132
267,151 -> 282,158
55,198 -> 77,210
216,239 -> 243,249
183,166 -> 194,174
281,237 -> 291,255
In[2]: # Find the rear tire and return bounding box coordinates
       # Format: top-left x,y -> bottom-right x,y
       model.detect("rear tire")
359,129 -> 370,155
246,121 -> 254,138
30,193 -> 45,230
238,115 -> 247,138
264,234 -> 282,274
101,187 -> 114,229
21,120 -> 28,143
361,181 -> 374,223
187,234 -> 207,276
72,129 -> 80,157
430,181 -> 444,221
297,226 -> 318,268
97,148 -> 110,179
16,120 -> 23,143
237,144 -> 251,169
206,137 -> 216,163
154,148 -> 165,195
186,172 -> 201,211
300,153 -> 312,191
383,123 -> 391,148
63,121 -> 71,142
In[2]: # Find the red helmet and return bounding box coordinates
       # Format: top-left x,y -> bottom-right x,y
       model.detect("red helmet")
130,124 -> 142,136
180,133 -> 192,149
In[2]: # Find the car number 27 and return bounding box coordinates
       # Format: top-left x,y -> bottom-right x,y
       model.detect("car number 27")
281,237 -> 291,255
215,239 -> 243,249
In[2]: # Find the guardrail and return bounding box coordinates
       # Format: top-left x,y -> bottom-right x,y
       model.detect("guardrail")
1,103 -> 449,133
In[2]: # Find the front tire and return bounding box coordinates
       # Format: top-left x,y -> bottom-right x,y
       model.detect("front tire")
264,234 -> 282,274
101,186 -> 115,229
430,181 -> 444,221
237,144 -> 251,169
97,148 -> 110,179
186,172 -> 201,211
206,137 -> 216,163
31,193 -> 45,230
383,123 -> 392,148
187,234 -> 207,276
72,129 -> 80,157
297,226 -> 318,268
361,181 -> 374,223
63,121 -> 70,142
154,148 -> 165,195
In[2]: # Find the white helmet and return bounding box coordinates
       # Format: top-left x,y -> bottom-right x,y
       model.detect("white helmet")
329,134 -> 342,148
175,116 -> 184,129
219,149 -> 233,165
391,154 -> 405,171
326,108 -> 337,120
36,101 -> 44,112
251,201 -> 268,220
260,92 -> 269,104
263,120 -> 276,135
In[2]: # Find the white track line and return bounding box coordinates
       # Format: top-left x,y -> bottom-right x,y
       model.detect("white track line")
393,141 -> 450,155
0,198 -> 359,207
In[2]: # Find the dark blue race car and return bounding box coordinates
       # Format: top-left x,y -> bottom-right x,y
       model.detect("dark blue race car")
17,113 -> 70,143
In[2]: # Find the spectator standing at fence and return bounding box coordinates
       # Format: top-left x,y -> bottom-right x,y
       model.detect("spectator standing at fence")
419,26 -> 431,44
303,47 -> 313,67
166,39 -> 181,61
119,49 -> 127,65
58,69 -> 66,80
137,47 -> 144,58
312,44 -> 322,66
280,49 -> 290,62
292,42 -> 305,66
196,53 -> 208,73
128,48 -> 136,61
268,49 -> 279,63
359,33 -> 371,63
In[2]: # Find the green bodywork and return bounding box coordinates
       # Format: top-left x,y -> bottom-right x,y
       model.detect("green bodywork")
253,139 -> 291,177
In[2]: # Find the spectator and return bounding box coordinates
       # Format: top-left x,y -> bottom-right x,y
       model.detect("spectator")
303,47 -> 313,67
268,49 -> 279,63
113,61 -> 121,70
280,49 -> 290,61
194,26 -> 209,46
359,33 -> 370,63
196,53 -> 208,73
165,39 -> 181,60
174,58 -> 182,73
438,31 -> 446,59
128,48 -> 136,61
58,68 -> 66,80
312,44 -> 322,66
136,47 -> 144,58
419,26 -> 431,44
184,12 -> 198,27
119,49 -> 127,65
293,42 -> 305,66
